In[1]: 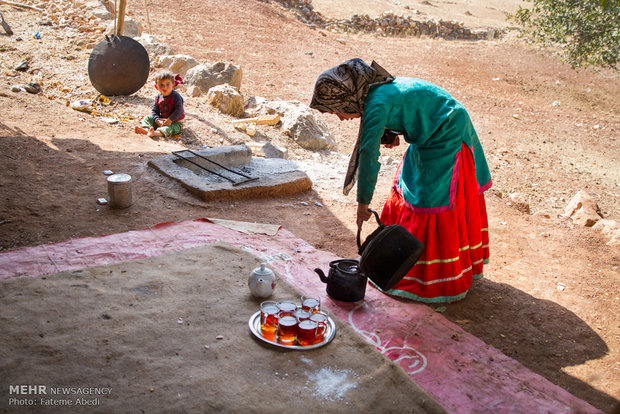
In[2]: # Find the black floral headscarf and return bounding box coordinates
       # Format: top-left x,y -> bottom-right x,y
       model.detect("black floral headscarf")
310,58 -> 394,195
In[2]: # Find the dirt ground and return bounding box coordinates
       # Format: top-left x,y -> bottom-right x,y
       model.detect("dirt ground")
0,0 -> 619,412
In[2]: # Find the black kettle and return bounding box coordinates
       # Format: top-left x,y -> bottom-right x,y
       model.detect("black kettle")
357,210 -> 425,291
314,259 -> 367,302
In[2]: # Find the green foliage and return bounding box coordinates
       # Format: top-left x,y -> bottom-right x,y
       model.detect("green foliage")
509,0 -> 620,70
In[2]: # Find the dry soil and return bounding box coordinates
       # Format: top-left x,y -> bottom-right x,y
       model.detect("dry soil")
0,0 -> 618,412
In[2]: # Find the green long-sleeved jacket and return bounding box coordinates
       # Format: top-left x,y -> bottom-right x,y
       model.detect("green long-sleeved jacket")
357,77 -> 492,211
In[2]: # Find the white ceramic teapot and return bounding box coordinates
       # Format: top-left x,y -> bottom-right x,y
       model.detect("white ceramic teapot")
248,263 -> 276,298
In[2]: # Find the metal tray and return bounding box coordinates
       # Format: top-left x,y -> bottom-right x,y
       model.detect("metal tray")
248,311 -> 336,350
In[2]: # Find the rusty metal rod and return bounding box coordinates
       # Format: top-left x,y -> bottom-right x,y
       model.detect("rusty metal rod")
183,150 -> 257,179
172,150 -> 259,186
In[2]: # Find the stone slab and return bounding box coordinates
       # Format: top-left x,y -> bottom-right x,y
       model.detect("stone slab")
147,145 -> 312,200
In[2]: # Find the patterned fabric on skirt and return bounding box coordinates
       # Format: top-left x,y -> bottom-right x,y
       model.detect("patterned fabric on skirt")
374,143 -> 490,303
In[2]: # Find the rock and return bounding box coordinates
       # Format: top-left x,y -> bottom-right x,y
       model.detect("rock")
22,83 -> 41,94
246,141 -> 288,159
135,34 -> 172,57
98,0 -> 116,14
281,105 -> 336,150
185,62 -> 243,92
244,123 -> 256,136
244,96 -> 267,115
245,98 -> 337,151
14,61 -> 29,72
101,117 -> 118,124
507,192 -> 530,214
380,156 -> 395,165
564,190 -> 602,227
533,211 -> 551,219
84,0 -> 113,20
206,84 -> 244,117
187,85 -> 201,97
592,219 -> 620,246
106,19 -> 142,38
156,54 -> 199,77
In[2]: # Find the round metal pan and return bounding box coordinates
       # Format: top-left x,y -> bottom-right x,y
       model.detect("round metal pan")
88,35 -> 149,96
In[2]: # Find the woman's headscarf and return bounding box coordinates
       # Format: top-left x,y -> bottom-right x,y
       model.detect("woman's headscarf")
310,58 -> 394,196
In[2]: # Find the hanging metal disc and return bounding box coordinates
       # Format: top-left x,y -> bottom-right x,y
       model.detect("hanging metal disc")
88,35 -> 150,96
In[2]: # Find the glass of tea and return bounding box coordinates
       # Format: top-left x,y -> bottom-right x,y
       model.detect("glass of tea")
276,300 -> 297,317
293,307 -> 311,322
259,301 -> 279,341
309,310 -> 329,344
301,295 -> 320,313
276,314 -> 297,345
296,319 -> 318,346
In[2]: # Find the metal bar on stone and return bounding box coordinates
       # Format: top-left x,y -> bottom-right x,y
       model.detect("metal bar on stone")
172,150 -> 259,186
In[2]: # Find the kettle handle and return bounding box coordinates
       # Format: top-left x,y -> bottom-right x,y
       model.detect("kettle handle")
356,209 -> 385,250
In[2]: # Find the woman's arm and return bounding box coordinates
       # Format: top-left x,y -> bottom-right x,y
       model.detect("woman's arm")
357,101 -> 389,205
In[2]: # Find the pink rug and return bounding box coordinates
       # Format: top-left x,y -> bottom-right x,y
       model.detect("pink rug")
0,219 -> 602,413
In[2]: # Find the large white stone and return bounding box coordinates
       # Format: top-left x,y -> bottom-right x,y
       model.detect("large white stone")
136,34 -> 172,57
185,62 -> 243,92
156,55 -> 199,77
206,84 -> 244,117
246,98 -> 337,151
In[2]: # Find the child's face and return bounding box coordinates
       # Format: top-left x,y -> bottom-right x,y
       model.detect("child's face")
155,78 -> 174,97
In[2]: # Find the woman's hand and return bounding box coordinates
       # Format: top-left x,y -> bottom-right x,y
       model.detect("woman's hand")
384,135 -> 400,149
356,203 -> 372,229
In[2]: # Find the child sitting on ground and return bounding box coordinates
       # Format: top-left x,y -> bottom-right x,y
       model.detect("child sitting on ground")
135,70 -> 185,139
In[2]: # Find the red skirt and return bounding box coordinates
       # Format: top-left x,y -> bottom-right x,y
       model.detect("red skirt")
375,143 -> 490,303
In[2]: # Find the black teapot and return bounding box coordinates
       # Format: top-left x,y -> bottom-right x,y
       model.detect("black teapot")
314,259 -> 367,302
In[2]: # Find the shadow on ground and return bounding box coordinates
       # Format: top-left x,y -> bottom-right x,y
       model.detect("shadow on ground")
429,278 -> 618,412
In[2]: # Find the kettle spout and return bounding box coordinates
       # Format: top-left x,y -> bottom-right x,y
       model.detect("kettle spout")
314,268 -> 329,284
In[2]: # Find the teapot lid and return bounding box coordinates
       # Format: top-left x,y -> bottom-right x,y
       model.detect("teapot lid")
251,263 -> 274,277
336,261 -> 360,274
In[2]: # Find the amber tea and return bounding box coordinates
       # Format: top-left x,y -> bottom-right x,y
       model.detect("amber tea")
297,319 -> 318,346
277,315 -> 297,345
277,301 -> 297,317
309,311 -> 329,343
294,308 -> 311,322
301,296 -> 320,313
260,301 -> 279,341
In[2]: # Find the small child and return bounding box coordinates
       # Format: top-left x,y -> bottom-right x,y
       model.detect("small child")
135,70 -> 185,139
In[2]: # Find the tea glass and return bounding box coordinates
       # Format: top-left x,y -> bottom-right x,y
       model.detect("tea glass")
309,310 -> 329,344
259,301 -> 279,341
276,300 -> 297,317
276,313 -> 297,345
301,295 -> 320,313
296,318 -> 318,346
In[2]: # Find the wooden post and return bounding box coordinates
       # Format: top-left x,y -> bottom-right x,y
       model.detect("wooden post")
116,0 -> 127,36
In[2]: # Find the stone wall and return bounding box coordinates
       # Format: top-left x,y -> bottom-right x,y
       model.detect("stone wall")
272,0 -> 500,40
